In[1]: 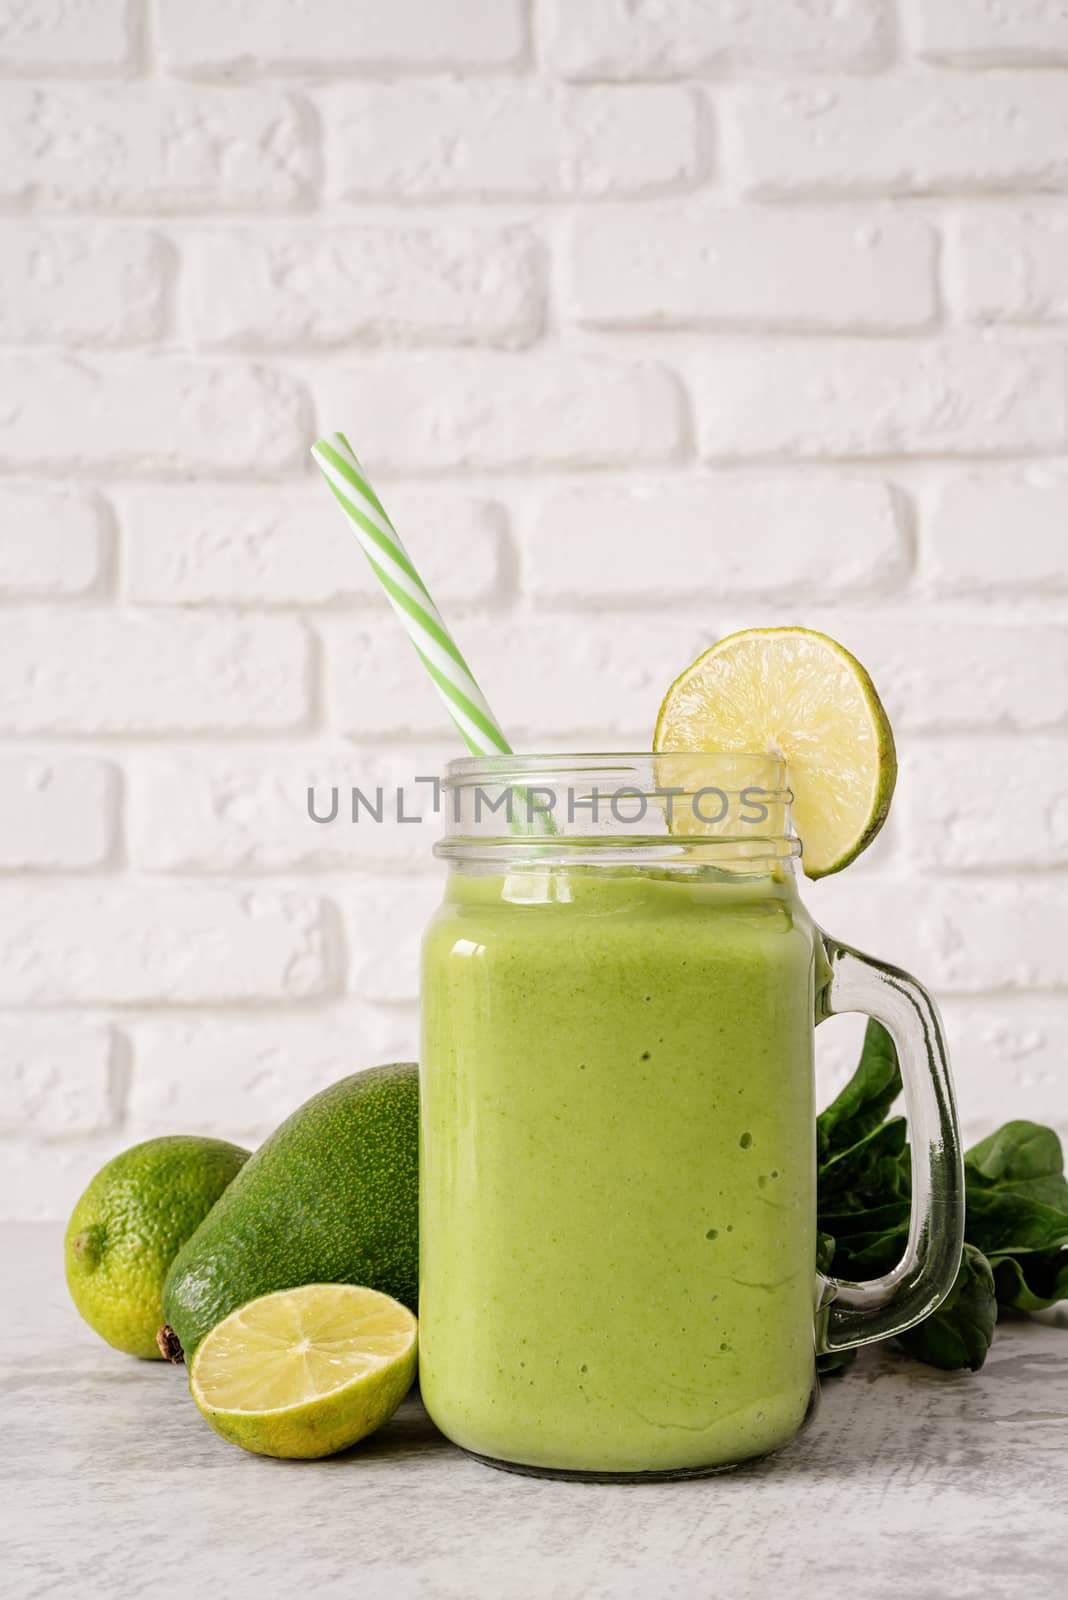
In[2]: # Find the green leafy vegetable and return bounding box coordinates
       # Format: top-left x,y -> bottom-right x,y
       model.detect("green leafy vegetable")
964,1188 -> 1068,1259
990,1253 -> 1068,1313
819,1117 -> 910,1215
965,1121 -> 1068,1211
821,1212 -> 910,1280
816,1032 -> 1068,1376
816,1344 -> 857,1378
896,1246 -> 997,1372
961,1117 -> 1068,1327
817,1020 -> 901,1163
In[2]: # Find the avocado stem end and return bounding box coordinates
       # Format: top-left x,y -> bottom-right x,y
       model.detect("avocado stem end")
157,1325 -> 185,1364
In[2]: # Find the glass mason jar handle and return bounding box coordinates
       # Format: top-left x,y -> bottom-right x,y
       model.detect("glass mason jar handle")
816,935 -> 965,1355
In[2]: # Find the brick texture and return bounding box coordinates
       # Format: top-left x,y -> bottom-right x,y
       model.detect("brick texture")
0,226 -> 170,344
0,754 -> 117,869
3,6 -> 1068,1207
125,1011 -> 418,1146
0,1021 -> 116,1140
0,486 -> 109,597
906,0 -> 1068,66
0,888 -> 335,1005
324,83 -> 703,201
567,208 -> 936,331
926,476 -> 1068,592
0,356 -> 310,473
0,613 -> 312,733
717,610 -> 1068,732
524,479 -> 908,602
694,341 -> 1066,459
317,355 -> 686,470
814,876 -> 1068,994
122,485 -> 506,606
900,739 -> 1068,871
0,0 -> 132,74
0,87 -> 317,211
324,615 -> 709,743
727,76 -> 1068,198
184,226 -> 543,349
545,0 -> 892,77
948,211 -> 1068,325
156,0 -> 526,77
126,744 -> 455,874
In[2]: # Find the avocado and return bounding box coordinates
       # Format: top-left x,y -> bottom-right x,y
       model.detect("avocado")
161,1063 -> 418,1359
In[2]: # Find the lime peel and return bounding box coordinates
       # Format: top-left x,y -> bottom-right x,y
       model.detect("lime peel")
64,1135 -> 250,1361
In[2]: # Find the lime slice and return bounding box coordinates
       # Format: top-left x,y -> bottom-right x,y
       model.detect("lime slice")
189,1284 -> 417,1459
654,627 -> 896,878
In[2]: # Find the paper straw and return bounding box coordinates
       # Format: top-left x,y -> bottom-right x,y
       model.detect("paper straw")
311,432 -> 511,759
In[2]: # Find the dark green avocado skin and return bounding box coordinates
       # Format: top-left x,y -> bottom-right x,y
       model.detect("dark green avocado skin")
162,1063 -> 419,1357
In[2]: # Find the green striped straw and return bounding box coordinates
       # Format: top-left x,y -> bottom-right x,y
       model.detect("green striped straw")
311,432 -> 512,758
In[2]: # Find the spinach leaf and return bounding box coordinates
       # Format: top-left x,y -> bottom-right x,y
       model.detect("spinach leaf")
818,1198 -> 913,1238
991,1252 -> 1068,1313
815,1028 -> 1068,1377
828,1222 -> 911,1281
819,1116 -> 911,1214
816,1020 -> 901,1163
965,1120 -> 1068,1211
962,1122 -> 1068,1311
964,1188 -> 1068,1259
817,1346 -> 858,1378
816,1231 -> 837,1276
818,1197 -> 911,1277
896,1246 -> 997,1373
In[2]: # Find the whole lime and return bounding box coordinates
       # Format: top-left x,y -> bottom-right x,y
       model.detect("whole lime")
65,1136 -> 249,1359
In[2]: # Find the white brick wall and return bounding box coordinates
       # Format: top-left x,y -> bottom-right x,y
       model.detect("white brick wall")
154,0 -> 528,76
1,0 -> 1066,1218
183,227 -> 544,349
0,356 -> 310,473
0,226 -> 170,344
0,755 -> 116,868
693,341 -> 1066,459
0,87 -> 319,210
947,211 -> 1068,326
0,486 -> 109,596
726,75 -> 1068,198
0,0 -> 132,73
565,209 -> 937,332
905,1 -> 1068,66
323,83 -> 704,200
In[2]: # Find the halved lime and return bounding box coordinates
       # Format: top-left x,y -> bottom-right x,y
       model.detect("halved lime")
654,627 -> 896,878
189,1283 -> 417,1459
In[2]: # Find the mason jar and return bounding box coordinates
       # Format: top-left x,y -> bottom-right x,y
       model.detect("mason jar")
418,754 -> 963,1480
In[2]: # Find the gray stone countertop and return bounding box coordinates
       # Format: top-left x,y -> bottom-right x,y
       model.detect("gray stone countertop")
3,1223 -> 1066,1599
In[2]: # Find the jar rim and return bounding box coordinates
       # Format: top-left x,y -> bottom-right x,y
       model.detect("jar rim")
436,751 -> 798,865
444,751 -> 789,786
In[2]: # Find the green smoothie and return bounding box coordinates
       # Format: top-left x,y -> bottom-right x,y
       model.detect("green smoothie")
419,865 -> 820,1476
